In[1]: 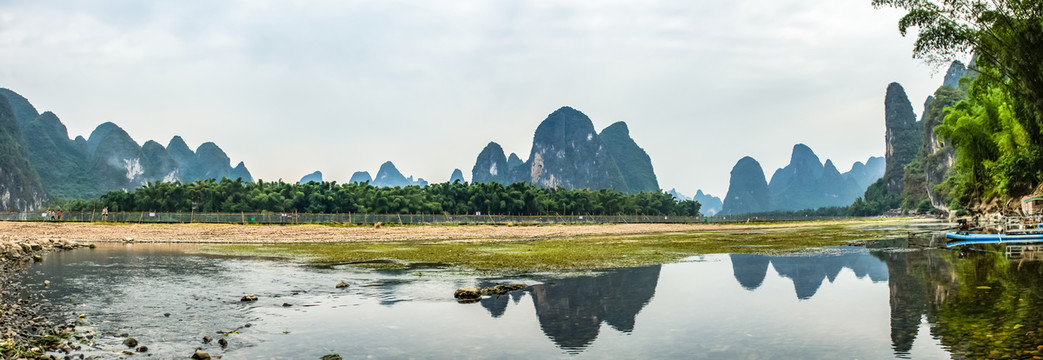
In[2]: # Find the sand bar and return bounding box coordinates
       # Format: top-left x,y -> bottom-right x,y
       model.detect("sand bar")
0,220 -> 878,244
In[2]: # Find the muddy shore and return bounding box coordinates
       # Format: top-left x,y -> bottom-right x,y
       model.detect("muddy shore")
1,238 -> 90,359
0,220 -> 873,244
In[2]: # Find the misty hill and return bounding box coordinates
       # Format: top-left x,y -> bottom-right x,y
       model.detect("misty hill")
299,171 -> 323,184
720,156 -> 773,215
721,145 -> 884,215
0,88 -> 254,202
349,171 -> 372,184
768,144 -> 867,211
366,161 -> 427,188
691,190 -> 723,216
0,94 -> 44,210
471,106 -> 660,194
449,169 -> 466,183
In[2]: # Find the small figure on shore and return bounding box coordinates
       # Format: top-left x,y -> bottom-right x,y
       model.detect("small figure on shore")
57,208 -> 62,221
102,206 -> 109,222
48,209 -> 55,221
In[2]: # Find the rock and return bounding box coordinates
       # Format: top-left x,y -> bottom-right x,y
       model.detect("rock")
122,350 -> 134,355
335,281 -> 349,288
33,255 -> 42,262
192,349 -> 211,360
136,346 -> 148,352
218,338 -> 228,348
240,294 -> 258,302
164,313 -> 171,317
122,337 -> 138,348
202,335 -> 213,344
507,283 -> 526,291
321,355 -> 343,360
282,303 -> 292,307
29,243 -> 42,251
44,280 -> 50,287
453,287 -> 480,300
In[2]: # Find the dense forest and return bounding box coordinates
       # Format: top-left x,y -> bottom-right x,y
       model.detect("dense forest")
856,0 -> 1043,215
55,179 -> 702,216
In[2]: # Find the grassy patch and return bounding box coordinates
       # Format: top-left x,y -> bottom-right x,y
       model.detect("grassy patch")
205,224 -> 907,271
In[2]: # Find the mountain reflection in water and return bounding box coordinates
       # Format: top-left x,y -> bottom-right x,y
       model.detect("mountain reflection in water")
729,251 -> 888,299
17,243 -> 1043,358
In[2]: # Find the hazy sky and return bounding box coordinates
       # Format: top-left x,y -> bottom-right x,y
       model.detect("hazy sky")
0,0 -> 951,197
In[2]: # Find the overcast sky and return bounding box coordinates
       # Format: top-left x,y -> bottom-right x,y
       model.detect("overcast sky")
0,0 -> 952,197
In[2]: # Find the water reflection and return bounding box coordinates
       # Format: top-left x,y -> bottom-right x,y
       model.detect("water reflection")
18,242 -> 1043,359
730,250 -> 888,299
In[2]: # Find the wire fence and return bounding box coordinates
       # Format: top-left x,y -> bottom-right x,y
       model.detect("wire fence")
0,211 -> 852,225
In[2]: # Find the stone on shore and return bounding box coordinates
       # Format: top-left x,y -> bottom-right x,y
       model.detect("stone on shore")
335,281 -> 349,288
192,349 -> 211,360
241,294 -> 258,301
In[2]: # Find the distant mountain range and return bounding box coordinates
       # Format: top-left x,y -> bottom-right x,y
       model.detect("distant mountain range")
720,145 -> 884,216
0,88 -> 252,209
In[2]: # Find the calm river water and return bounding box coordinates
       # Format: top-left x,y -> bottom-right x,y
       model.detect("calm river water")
14,238 -> 1043,359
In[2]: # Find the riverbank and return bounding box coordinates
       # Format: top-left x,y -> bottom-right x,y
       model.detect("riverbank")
1,238 -> 90,359
0,219 -> 912,244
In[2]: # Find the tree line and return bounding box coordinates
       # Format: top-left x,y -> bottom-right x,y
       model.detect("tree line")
55,178 -> 702,216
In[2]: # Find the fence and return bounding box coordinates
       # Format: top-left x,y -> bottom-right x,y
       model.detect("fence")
0,211 -> 851,225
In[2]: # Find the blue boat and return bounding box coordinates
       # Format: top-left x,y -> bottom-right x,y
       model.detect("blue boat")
945,232 -> 1043,247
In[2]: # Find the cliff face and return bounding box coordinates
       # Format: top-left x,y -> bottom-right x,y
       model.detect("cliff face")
471,107 -> 659,193
0,96 -> 44,210
21,112 -> 89,198
471,142 -> 509,185
599,121 -> 659,193
882,82 -> 921,194
525,107 -> 628,192
720,156 -> 773,215
0,88 -> 39,129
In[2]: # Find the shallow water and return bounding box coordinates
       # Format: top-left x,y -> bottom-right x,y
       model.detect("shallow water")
15,240 -> 1043,359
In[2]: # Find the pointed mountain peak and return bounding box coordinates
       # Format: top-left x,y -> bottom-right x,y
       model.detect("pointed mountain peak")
168,135 -> 190,151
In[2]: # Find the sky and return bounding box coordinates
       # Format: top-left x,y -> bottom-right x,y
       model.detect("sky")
0,0 -> 954,197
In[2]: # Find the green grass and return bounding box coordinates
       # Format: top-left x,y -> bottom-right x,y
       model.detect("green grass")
204,223 -> 908,271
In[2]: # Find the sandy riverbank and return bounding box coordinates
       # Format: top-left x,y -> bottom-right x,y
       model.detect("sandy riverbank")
0,220 -> 893,244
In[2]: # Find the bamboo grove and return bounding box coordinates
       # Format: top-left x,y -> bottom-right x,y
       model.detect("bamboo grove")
57,178 -> 702,216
